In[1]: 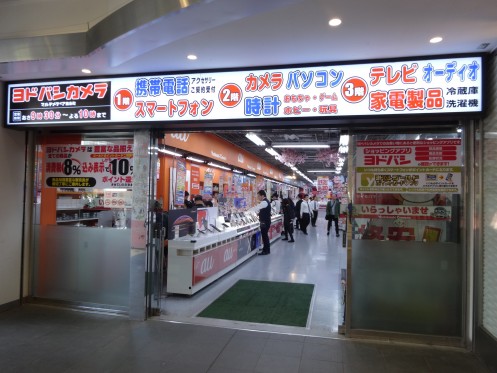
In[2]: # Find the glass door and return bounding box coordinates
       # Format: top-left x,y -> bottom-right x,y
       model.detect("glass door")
348,130 -> 465,339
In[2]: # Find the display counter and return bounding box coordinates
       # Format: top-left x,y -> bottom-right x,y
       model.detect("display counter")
167,214 -> 282,295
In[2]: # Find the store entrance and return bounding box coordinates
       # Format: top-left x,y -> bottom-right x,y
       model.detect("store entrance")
154,128 -> 348,336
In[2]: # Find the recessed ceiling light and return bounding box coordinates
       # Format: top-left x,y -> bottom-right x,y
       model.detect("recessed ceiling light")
187,54 -> 197,60
430,36 -> 443,44
81,68 -> 92,74
328,18 -> 342,27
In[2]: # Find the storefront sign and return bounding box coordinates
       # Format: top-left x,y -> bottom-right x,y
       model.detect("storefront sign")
44,144 -> 133,189
6,56 -> 483,127
356,139 -> 462,193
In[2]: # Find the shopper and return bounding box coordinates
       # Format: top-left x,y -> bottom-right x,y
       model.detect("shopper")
271,192 -> 281,214
310,196 -> 319,227
300,194 -> 312,235
295,194 -> 303,230
193,195 -> 205,208
184,191 -> 194,208
326,194 -> 341,237
250,190 -> 272,255
281,198 -> 295,242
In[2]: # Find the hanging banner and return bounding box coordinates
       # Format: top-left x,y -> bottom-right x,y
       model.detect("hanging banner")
317,176 -> 329,196
6,56 -> 483,127
203,169 -> 213,196
44,144 -> 133,189
355,139 -> 462,194
174,159 -> 186,206
190,164 -> 201,195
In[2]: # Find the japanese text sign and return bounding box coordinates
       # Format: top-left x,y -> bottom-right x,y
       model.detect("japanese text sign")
356,139 -> 462,194
44,144 -> 133,189
6,56 -> 483,126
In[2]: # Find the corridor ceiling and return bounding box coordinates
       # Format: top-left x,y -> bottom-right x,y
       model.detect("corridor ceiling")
1,0 -> 495,182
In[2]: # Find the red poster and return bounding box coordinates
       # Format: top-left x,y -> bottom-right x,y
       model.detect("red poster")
191,165 -> 200,195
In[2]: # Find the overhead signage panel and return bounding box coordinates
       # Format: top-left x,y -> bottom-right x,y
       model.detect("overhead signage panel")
6,56 -> 483,127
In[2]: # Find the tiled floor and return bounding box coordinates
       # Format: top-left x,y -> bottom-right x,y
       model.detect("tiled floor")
161,215 -> 347,337
1,216 -> 490,372
0,304 -> 489,372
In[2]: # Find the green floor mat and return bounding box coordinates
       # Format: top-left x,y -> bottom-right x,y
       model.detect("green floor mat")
197,279 -> 314,327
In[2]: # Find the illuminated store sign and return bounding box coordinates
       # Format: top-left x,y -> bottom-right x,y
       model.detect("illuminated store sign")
6,55 -> 483,126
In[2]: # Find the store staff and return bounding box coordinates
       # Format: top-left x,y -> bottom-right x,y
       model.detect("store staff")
250,190 -> 272,255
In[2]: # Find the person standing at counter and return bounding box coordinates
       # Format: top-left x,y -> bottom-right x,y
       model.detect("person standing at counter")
250,190 -> 272,255
271,192 -> 281,214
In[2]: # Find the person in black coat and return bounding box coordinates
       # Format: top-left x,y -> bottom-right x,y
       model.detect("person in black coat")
281,198 -> 295,242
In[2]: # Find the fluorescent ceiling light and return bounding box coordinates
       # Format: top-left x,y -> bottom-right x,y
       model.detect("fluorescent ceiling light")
430,36 -> 443,44
232,169 -> 243,174
272,144 -> 330,149
186,156 -> 205,163
158,148 -> 183,157
207,162 -> 231,171
328,18 -> 342,27
247,173 -> 256,177
245,133 -> 266,146
265,147 -> 280,157
308,170 -> 334,173
187,54 -> 197,60
81,68 -> 92,74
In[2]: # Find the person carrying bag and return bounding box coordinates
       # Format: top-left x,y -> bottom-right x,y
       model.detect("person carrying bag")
326,194 -> 341,237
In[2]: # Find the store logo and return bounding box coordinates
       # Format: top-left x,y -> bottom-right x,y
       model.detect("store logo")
170,133 -> 190,142
200,256 -> 214,274
223,247 -> 235,262
360,174 -> 375,186
211,151 -> 227,161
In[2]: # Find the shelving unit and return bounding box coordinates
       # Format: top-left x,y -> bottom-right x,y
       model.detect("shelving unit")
55,189 -> 105,226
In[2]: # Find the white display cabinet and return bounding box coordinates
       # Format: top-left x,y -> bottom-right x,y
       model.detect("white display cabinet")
166,214 -> 283,295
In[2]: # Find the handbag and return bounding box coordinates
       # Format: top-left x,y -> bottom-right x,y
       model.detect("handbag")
325,214 -> 331,220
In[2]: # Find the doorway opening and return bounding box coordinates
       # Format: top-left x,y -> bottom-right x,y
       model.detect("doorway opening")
154,127 -> 348,337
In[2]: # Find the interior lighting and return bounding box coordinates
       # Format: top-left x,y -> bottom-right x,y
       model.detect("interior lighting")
247,173 -> 256,177
207,162 -> 231,171
265,147 -> 280,157
81,68 -> 92,74
430,36 -> 443,44
187,54 -> 198,60
272,143 -> 330,149
308,170 -> 334,173
186,156 -> 205,163
158,148 -> 183,157
456,127 -> 463,133
339,134 -> 349,154
328,18 -> 342,27
232,169 -> 243,174
245,132 -> 266,146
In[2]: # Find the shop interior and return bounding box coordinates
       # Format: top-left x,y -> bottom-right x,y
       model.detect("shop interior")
32,125 -> 464,338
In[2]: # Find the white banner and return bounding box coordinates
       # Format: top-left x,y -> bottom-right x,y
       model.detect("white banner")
356,139 -> 462,194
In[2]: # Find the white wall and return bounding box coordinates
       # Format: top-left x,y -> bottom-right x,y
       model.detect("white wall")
483,53 -> 497,339
0,82 -> 26,307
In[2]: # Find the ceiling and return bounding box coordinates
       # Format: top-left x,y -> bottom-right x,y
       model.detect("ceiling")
1,0 -> 496,183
